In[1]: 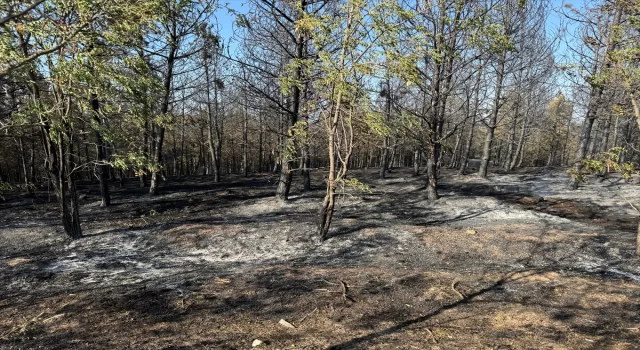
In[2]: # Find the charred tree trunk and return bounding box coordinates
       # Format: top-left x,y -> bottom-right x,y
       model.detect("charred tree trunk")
21,32 -> 81,239
242,87 -> 249,177
204,53 -> 221,183
149,43 -> 176,195
379,79 -> 392,178
44,124 -> 82,240
276,3 -> 306,200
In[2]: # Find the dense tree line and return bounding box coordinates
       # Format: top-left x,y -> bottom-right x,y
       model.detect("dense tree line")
1,0 -> 640,240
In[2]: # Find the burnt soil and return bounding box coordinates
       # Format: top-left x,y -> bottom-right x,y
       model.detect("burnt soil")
1,167 -> 639,350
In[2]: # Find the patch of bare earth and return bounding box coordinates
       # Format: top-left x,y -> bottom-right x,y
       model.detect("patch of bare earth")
1,168 -> 640,349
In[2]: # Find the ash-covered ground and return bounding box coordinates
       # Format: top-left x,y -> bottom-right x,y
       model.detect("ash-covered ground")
1,167 -> 639,349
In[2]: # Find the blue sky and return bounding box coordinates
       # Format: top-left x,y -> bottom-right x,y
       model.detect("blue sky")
214,1 -> 248,45
213,0 -> 584,94
215,0 -> 577,49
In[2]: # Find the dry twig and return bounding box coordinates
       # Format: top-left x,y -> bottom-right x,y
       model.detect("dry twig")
297,307 -> 318,325
340,281 -> 357,303
426,327 -> 438,344
451,280 -> 465,301
0,310 -> 46,340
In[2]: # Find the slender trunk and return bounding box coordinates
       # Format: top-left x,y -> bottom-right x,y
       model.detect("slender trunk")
204,56 -> 220,182
276,3 -> 306,200
390,140 -> 398,169
503,106 -> 518,171
301,85 -> 311,191
546,144 -> 555,167
242,90 -> 249,177
17,137 -> 28,185
458,117 -> 475,175
150,42 -> 175,194
588,123 -> 599,159
318,8 -> 350,239
149,125 -> 166,195
215,74 -> 224,179
517,132 -> 527,168
494,140 -> 502,166
630,93 -> 640,131
413,149 -> 420,176
46,124 -> 82,239
275,157 -> 293,199
172,107 -> 179,176
22,31 -> 81,238
479,51 -> 506,178
258,114 -> 264,172
319,89 -> 342,241
302,142 -> 311,191
379,137 -> 389,178
64,132 -> 82,239
600,114 -> 612,153
139,121 -> 149,187
571,5 -> 621,188
637,220 -> 640,257
379,78 -> 392,178
426,25 -> 444,200
449,126 -> 463,168
612,115 -> 620,148
459,64 -> 483,175
29,134 -> 35,183
179,104 -> 185,178
91,94 -> 110,206
426,145 -> 439,200
560,112 -> 573,166
509,111 -> 529,171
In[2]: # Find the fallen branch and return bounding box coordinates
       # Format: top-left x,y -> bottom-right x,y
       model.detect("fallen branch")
340,281 -> 357,303
426,327 -> 438,344
297,307 -> 318,325
0,310 -> 46,340
451,281 -> 465,301
42,313 -> 65,324
320,279 -> 340,286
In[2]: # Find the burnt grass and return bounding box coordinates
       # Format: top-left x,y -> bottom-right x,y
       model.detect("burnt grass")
1,167 -> 640,349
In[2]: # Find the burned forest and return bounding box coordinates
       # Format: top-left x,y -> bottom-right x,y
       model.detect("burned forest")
2,0 -> 640,349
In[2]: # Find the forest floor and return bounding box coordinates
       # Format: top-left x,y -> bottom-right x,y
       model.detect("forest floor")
1,167 -> 640,350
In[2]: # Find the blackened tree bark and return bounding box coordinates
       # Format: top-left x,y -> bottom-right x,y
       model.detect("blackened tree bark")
149,41 -> 175,195
275,0 -> 307,201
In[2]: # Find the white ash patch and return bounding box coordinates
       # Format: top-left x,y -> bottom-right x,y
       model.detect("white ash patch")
4,167 -> 640,297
